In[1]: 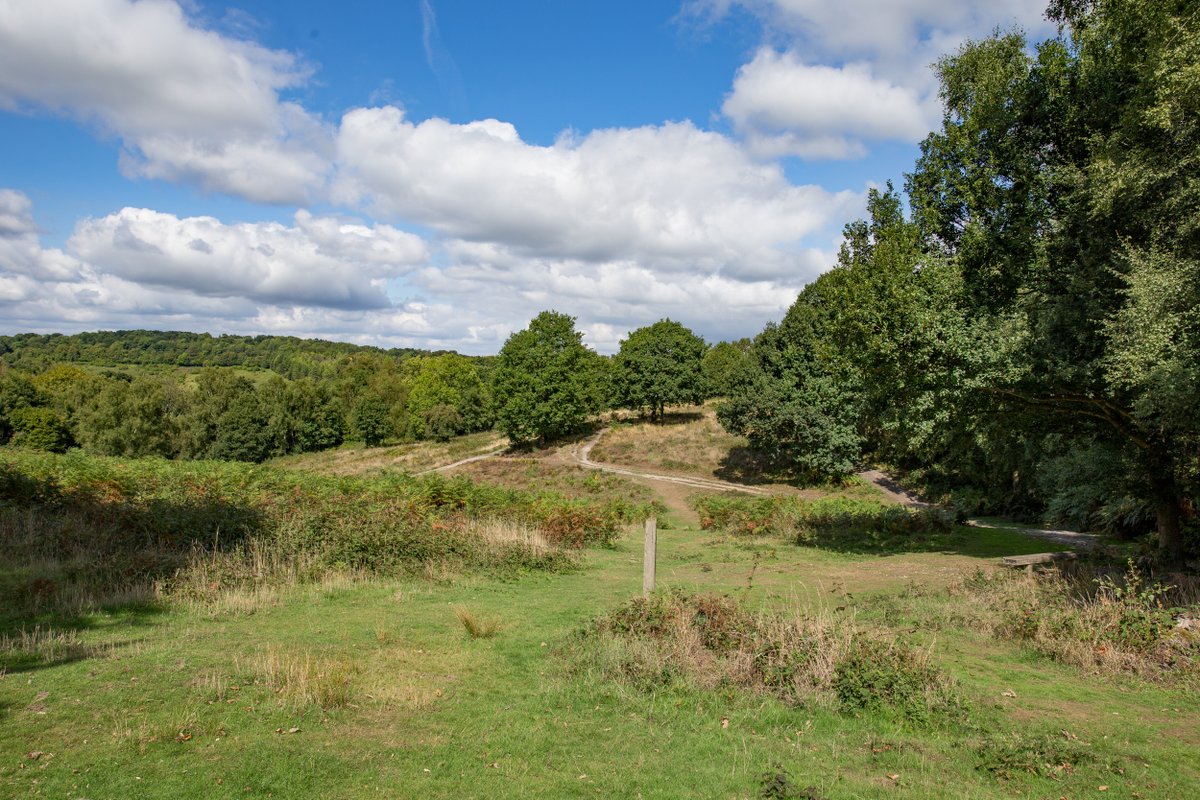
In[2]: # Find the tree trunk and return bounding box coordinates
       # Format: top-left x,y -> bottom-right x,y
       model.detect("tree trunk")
1148,451 -> 1185,569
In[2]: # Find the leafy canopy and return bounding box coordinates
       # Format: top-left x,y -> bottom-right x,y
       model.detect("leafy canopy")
490,311 -> 604,445
612,319 -> 707,420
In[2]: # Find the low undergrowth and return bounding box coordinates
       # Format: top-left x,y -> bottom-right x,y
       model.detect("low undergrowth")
564,590 -> 966,724
952,562 -> 1200,682
974,730 -> 1103,781
692,494 -> 956,553
0,624 -> 103,671
0,448 -> 652,627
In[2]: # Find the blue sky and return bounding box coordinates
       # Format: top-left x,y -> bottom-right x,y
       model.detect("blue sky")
0,0 -> 1052,353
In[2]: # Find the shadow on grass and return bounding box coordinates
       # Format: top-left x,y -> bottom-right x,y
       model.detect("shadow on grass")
606,410 -> 705,427
1,632 -> 152,676
695,494 -> 1068,558
1,462 -> 263,643
713,445 -> 833,489
0,594 -> 164,676
794,523 -> 1063,559
503,421 -> 606,456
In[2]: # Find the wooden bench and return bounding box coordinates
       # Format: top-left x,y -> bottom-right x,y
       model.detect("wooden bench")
1000,552 -> 1078,573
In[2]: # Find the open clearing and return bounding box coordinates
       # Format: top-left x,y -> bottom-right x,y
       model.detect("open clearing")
3,413 -> 1197,799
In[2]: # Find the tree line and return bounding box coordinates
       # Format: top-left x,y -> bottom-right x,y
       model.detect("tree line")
719,0 -> 1198,565
0,317 -> 744,461
0,330 -> 442,378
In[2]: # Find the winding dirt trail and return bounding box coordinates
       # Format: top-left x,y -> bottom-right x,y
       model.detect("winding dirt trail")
420,425 -> 1099,552
415,447 -> 506,475
570,428 -> 769,496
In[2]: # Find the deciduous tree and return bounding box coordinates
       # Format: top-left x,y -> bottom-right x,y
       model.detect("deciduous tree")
491,311 -> 603,445
612,319 -> 707,420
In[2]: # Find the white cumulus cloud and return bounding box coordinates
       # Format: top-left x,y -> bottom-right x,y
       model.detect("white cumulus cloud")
694,0 -> 1054,159
0,188 -> 85,282
0,0 -> 330,203
68,208 -> 429,309
334,108 -> 858,278
2,189 -> 834,353
723,50 -> 937,158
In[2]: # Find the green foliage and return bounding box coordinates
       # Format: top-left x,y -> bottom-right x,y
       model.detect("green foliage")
716,317 -> 863,480
833,637 -> 965,723
612,319 -> 707,419
904,2 -> 1200,563
1037,440 -> 1155,537
701,339 -> 752,398
0,332 -> 504,462
421,404 -> 464,443
74,375 -> 181,458
975,731 -> 1097,781
758,766 -> 826,800
691,495 -> 957,553
405,354 -> 491,439
0,370 -> 38,443
720,4 -> 1200,564
490,311 -> 604,445
8,405 -> 72,452
350,396 -> 393,447
0,329 -> 439,378
716,186 -> 963,481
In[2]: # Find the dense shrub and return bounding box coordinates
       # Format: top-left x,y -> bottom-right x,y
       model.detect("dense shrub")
833,637 -> 965,723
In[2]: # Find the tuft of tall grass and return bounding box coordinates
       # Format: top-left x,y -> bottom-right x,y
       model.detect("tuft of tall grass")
249,646 -> 359,710
0,625 -> 97,670
455,606 -> 502,639
565,590 -> 965,723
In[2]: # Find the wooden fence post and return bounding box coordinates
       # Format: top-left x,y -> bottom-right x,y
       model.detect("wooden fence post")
643,516 -> 657,595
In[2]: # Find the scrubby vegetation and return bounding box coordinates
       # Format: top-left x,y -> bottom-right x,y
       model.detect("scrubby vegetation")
952,564 -> 1200,682
565,590 -> 965,724
0,448 -> 653,628
2,3 -> 1198,797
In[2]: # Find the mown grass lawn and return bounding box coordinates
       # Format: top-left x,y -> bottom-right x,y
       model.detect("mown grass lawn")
4,512 -> 1198,799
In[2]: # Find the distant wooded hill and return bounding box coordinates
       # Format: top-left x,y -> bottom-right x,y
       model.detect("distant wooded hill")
0,330 -> 453,377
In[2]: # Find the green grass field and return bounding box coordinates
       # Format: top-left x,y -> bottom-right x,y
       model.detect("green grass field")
2,428 -> 1198,799
4,515 -> 1198,798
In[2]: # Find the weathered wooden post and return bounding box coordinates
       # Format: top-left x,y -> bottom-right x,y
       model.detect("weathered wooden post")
643,516 -> 657,595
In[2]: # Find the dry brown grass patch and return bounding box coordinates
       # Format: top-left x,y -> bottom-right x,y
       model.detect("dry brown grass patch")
567,590 -> 964,722
590,404 -> 746,479
248,646 -> 360,709
952,564 -> 1200,682
455,606 -> 503,639
272,432 -> 506,477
